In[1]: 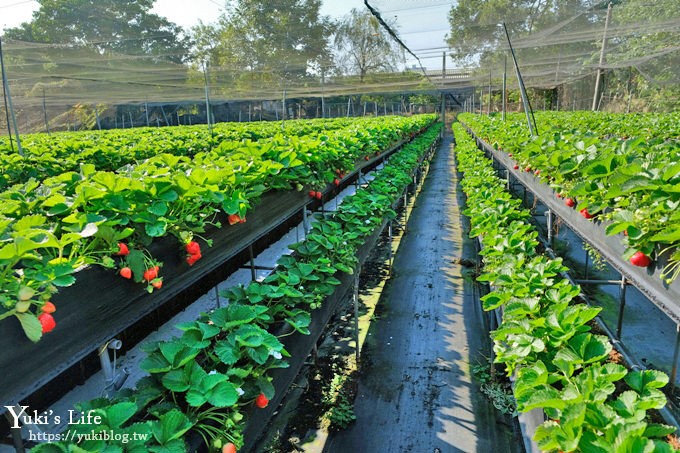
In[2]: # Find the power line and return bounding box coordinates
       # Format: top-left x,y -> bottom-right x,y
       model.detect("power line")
363,0 -> 434,84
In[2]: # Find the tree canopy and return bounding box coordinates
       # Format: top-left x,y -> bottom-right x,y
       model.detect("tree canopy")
192,0 -> 334,93
3,0 -> 191,63
334,8 -> 403,82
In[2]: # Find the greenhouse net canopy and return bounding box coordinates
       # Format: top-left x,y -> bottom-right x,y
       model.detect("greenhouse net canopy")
0,0 -> 678,129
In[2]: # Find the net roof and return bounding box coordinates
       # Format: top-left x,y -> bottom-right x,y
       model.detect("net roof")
0,0 -> 678,130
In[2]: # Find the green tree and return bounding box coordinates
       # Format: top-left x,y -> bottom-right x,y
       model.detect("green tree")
3,0 -> 191,63
192,0 -> 334,96
334,8 -> 403,82
603,0 -> 680,111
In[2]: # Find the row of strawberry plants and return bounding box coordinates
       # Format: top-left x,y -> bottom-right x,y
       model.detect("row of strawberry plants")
454,122 -> 678,453
32,122 -> 442,453
459,112 -> 680,284
0,114 -> 437,342
0,116 -> 400,190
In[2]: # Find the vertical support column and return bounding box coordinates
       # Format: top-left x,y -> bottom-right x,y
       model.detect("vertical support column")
546,209 -> 554,247
487,71 -> 492,115
592,2 -> 613,111
616,277 -> 627,339
248,245 -> 256,282
0,37 -> 22,155
670,324 -> 680,392
388,221 -> 393,271
95,105 -> 101,130
502,56 -> 507,121
584,250 -> 590,280
214,286 -> 222,308
353,266 -> 361,366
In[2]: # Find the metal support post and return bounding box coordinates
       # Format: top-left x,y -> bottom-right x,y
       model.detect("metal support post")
302,205 -> 310,235
353,267 -> 361,366
670,324 -> 680,392
248,245 -> 257,281
616,277 -> 627,339
0,37 -> 22,155
214,286 -> 222,308
546,210 -> 554,246
503,23 -> 537,136
388,221 -> 393,270
584,250 -> 590,280
98,339 -> 128,394
4,411 -> 26,453
592,2 -> 613,111
487,71 -> 492,115
502,56 -> 507,121
42,88 -> 50,134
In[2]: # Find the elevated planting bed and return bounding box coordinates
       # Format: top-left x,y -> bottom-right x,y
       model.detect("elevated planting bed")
459,121 -> 680,324
0,126 -> 431,412
24,124 -> 442,452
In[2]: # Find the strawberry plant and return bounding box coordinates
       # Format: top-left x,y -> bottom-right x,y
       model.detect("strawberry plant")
460,112 -> 680,284
32,121 -> 442,451
0,115 -> 437,340
455,122 -> 677,452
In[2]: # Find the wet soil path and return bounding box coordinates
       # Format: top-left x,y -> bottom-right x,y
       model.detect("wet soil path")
325,134 -> 519,452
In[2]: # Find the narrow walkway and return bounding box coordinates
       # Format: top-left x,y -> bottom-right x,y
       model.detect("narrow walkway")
325,134 -> 519,452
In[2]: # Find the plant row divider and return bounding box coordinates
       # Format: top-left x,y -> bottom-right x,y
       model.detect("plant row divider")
0,126 -> 432,414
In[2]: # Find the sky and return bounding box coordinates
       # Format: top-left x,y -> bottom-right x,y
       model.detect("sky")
0,0 -> 451,69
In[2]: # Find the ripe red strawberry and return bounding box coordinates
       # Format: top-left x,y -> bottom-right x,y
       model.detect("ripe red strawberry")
525,166 -> 531,172
41,302 -> 56,314
630,251 -> 651,267
308,190 -> 316,198
185,241 -> 201,255
508,153 -> 513,157
38,313 -> 56,334
120,267 -> 132,279
255,393 -> 269,408
239,216 -> 246,224
565,198 -> 576,208
556,193 -> 563,199
534,169 -> 541,175
187,253 -> 202,266
315,191 -> 322,200
151,279 -> 163,289
580,208 -> 593,219
513,164 -> 519,170
228,214 -> 242,225
333,178 -> 340,186
222,443 -> 237,453
364,156 -> 370,161
143,267 -> 158,281
115,242 -> 130,256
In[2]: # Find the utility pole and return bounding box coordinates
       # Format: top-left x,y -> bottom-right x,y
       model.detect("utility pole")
592,2 -> 613,111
